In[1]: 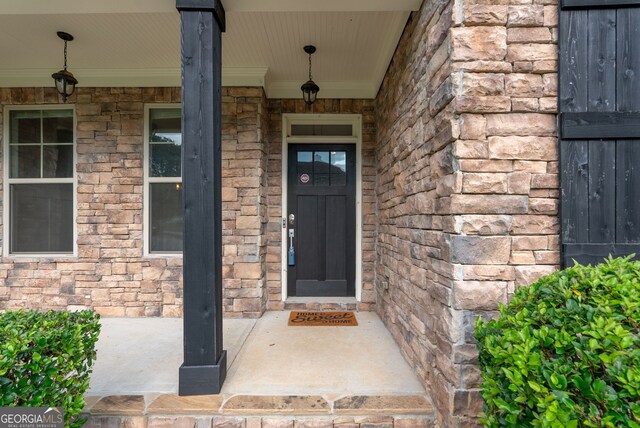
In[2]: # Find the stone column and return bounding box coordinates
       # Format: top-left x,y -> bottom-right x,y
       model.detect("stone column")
448,0 -> 560,424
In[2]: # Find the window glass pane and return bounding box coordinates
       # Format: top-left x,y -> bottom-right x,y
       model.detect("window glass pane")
11,183 -> 73,253
10,145 -> 40,178
315,174 -> 330,186
331,173 -> 346,186
330,151 -> 346,172
150,183 -> 183,252
43,110 -> 73,144
150,109 -> 182,144
297,151 -> 313,178
10,110 -> 40,144
150,143 -> 181,177
297,151 -> 312,163
314,151 -> 330,175
43,145 -> 74,178
331,151 -> 346,186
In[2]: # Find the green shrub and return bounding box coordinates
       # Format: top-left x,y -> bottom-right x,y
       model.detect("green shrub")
475,256 -> 640,427
0,310 -> 101,428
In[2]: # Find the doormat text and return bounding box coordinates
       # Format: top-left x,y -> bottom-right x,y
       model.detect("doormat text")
288,311 -> 358,326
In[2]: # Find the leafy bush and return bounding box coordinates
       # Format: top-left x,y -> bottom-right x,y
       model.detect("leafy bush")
0,310 -> 101,428
476,256 -> 640,427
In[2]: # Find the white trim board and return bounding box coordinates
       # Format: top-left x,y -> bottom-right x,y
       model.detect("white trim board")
0,69 -> 381,100
0,67 -> 269,90
281,113 -> 363,301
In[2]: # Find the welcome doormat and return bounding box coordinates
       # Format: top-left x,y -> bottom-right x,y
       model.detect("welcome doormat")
288,311 -> 358,326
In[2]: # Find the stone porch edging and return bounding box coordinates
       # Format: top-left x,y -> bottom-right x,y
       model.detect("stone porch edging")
83,394 -> 434,427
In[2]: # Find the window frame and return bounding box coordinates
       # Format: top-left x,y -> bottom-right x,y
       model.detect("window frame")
2,105 -> 77,258
143,103 -> 183,257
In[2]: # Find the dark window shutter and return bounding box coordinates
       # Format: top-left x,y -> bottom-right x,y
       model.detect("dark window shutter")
559,3 -> 640,266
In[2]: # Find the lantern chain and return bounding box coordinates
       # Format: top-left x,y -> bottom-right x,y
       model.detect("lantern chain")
64,40 -> 68,70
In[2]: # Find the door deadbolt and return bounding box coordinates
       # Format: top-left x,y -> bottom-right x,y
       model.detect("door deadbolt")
288,214 -> 295,225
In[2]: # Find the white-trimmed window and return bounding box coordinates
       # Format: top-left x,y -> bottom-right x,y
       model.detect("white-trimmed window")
144,105 -> 183,255
4,107 -> 75,255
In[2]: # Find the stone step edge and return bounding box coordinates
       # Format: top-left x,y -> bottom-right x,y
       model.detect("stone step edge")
84,414 -> 436,428
85,394 -> 435,418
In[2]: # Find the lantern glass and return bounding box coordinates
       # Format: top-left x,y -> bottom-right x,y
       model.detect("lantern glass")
64,81 -> 75,96
55,78 -> 66,95
52,69 -> 78,101
303,89 -> 317,105
301,80 -> 319,106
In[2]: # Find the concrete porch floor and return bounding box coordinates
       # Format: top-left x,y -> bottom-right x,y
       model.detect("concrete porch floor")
88,311 -> 426,397
84,311 -> 435,426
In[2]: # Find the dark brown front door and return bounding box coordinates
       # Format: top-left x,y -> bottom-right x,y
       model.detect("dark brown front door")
287,144 -> 356,297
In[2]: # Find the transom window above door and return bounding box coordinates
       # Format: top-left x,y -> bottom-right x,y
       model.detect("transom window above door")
290,124 -> 353,137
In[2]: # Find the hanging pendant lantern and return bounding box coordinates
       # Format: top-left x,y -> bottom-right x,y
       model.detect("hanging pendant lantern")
51,32 -> 78,103
301,45 -> 319,106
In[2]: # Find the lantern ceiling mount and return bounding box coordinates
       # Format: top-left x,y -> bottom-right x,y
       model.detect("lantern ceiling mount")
56,31 -> 74,43
51,31 -> 78,103
300,45 -> 319,106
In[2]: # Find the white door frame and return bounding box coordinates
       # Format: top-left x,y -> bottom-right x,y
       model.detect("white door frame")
281,113 -> 363,301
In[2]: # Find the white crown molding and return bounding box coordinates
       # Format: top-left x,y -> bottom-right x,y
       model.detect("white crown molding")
0,67 -> 377,99
0,0 -> 421,14
0,67 -> 269,89
0,68 -> 181,88
222,67 -> 269,87
267,81 -> 377,99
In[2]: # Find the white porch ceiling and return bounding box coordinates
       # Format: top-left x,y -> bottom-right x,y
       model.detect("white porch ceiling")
0,0 -> 421,99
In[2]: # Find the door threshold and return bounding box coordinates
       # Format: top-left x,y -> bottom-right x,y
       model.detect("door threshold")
281,297 -> 373,312
282,296 -> 375,312
286,297 -> 358,304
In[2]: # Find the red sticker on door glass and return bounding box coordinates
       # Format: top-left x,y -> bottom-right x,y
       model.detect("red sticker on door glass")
300,174 -> 310,184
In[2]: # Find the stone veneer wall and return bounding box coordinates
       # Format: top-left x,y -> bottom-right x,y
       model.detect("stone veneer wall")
0,88 -> 375,315
375,0 -> 559,426
0,87 -> 270,318
265,99 -> 377,309
221,87 -> 269,318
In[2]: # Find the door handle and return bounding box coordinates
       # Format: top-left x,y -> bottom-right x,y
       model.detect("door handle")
288,228 -> 295,266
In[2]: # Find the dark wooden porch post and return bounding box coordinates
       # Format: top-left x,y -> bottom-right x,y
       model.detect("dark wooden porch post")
176,0 -> 226,395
